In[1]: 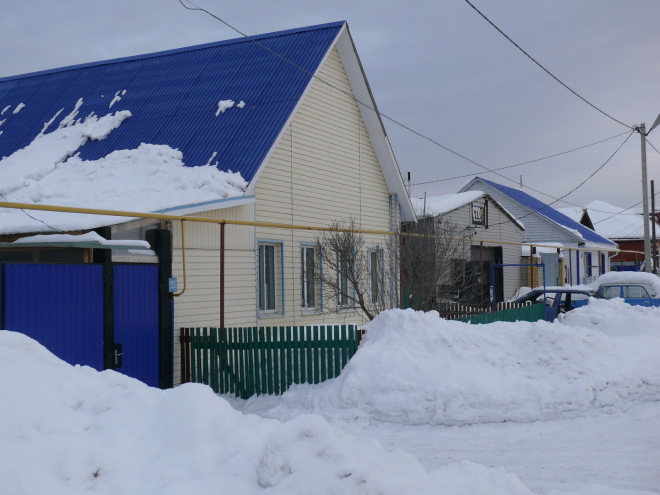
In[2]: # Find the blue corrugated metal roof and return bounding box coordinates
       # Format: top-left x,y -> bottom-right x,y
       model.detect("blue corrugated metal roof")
0,22 -> 344,183
477,177 -> 616,246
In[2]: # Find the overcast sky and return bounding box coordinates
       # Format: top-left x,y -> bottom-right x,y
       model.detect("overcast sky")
2,0 -> 660,212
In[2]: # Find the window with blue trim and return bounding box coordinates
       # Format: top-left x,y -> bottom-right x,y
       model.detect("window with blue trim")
301,244 -> 320,311
258,242 -> 283,314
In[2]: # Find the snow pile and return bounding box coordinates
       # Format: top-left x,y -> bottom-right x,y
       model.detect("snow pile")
588,271 -> 660,296
559,297 -> 660,338
240,306 -> 660,426
0,330 -> 540,495
0,104 -> 247,234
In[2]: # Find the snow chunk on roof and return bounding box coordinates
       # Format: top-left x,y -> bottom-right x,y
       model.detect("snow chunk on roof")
1,109 -> 131,198
411,191 -> 485,218
6,232 -> 150,249
0,108 -> 247,234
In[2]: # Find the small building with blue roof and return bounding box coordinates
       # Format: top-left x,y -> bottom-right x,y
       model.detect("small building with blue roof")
459,177 -> 617,286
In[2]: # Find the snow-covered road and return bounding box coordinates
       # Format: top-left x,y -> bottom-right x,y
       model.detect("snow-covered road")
334,403 -> 660,494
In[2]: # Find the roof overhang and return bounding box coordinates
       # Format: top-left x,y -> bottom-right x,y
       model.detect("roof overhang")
0,232 -> 150,250
153,195 -> 255,216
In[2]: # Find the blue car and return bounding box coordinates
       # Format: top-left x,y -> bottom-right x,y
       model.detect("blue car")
512,287 -> 601,321
595,284 -> 660,307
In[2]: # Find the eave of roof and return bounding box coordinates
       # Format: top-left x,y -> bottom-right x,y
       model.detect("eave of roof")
464,177 -> 615,247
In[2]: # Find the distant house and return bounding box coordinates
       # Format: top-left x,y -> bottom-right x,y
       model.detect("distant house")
0,22 -> 414,386
402,191 -> 524,305
459,177 -> 617,285
559,200 -> 660,271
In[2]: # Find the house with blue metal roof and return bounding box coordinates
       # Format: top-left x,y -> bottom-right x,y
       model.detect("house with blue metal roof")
0,21 -> 414,386
459,177 -> 617,286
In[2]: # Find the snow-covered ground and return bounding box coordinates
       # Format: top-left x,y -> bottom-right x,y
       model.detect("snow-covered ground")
1,299 -> 658,494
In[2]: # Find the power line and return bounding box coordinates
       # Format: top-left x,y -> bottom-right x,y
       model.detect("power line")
411,131 -> 630,186
177,1 -> 633,213
174,1 -> 571,203
463,0 -> 632,130
544,130 -> 634,207
0,192 -> 65,233
476,130 -> 634,228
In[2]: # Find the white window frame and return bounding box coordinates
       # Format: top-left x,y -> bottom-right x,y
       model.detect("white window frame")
368,247 -> 384,306
258,240 -> 284,315
300,243 -> 321,312
337,250 -> 355,309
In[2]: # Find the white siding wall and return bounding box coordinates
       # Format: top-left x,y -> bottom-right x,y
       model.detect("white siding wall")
254,47 -> 398,327
171,204 -> 256,385
169,47 -> 403,384
440,200 -> 523,300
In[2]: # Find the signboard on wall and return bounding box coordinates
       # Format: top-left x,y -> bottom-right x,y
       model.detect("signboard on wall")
471,201 -> 487,226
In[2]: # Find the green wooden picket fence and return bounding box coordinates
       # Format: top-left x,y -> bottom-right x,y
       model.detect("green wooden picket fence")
455,302 -> 545,324
180,325 -> 360,398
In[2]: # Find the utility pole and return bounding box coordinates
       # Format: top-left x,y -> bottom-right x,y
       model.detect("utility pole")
640,114 -> 660,273
639,123 -> 652,273
652,180 -> 657,274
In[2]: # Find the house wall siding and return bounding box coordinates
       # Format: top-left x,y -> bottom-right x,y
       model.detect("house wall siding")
440,201 -> 523,300
254,47 -> 397,327
171,204 -> 256,385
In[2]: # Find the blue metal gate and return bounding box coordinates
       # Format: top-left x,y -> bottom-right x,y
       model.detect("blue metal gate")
113,264 -> 159,387
1,263 -> 160,386
2,264 -> 105,369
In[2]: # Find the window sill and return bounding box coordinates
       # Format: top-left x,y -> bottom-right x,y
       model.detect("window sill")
258,311 -> 284,319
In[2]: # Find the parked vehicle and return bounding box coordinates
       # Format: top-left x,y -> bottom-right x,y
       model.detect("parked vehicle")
512,287 -> 602,321
589,272 -> 660,307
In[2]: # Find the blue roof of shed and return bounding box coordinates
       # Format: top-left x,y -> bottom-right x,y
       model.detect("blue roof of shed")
0,21 -> 344,184
476,177 -> 616,246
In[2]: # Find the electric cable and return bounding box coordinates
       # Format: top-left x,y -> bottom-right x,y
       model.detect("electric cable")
0,192 -> 66,233
411,131 -> 630,186
463,0 -> 632,129
175,0 -> 598,205
177,0 -> 637,219
471,130 -> 634,228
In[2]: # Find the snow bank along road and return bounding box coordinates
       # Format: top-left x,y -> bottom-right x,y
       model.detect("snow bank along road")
1,298 -> 659,494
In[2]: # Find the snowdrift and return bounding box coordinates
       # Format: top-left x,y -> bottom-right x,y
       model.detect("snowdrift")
241,304 -> 660,426
0,330 -> 537,495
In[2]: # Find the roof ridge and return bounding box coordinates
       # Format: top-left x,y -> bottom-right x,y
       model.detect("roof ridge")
475,177 -> 615,246
0,21 -> 346,83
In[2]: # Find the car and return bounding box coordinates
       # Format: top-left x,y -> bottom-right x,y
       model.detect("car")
589,272 -> 660,307
512,287 -> 602,321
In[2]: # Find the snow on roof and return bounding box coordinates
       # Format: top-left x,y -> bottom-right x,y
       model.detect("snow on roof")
411,191 -> 485,217
1,232 -> 150,250
582,200 -> 657,240
470,177 -> 616,247
589,271 -> 660,294
0,109 -> 246,234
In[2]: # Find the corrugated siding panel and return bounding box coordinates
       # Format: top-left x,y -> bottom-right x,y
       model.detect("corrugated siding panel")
171,203 -> 254,250
441,202 -> 523,300
253,47 -> 393,327
3,264 -> 104,370
172,248 -> 256,386
0,22 -> 343,182
113,264 -> 159,387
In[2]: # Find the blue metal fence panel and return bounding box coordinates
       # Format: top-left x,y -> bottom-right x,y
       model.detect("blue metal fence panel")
113,264 -> 160,387
3,264 -> 104,370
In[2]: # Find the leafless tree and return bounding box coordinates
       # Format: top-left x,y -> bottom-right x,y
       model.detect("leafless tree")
400,218 -> 483,311
316,218 -> 398,321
